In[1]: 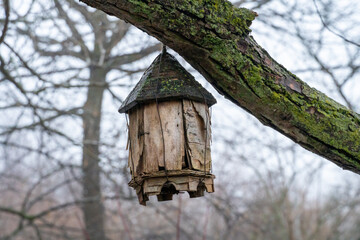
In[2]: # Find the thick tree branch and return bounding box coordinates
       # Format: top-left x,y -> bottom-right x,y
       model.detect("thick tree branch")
80,0 -> 360,174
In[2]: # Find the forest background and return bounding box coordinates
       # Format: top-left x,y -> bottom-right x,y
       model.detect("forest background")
0,0 -> 360,239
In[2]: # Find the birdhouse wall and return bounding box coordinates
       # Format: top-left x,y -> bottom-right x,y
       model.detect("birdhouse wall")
143,101 -> 185,171
127,100 -> 212,177
182,100 -> 212,172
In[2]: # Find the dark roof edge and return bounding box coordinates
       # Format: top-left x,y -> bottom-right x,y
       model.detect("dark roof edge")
118,95 -> 217,113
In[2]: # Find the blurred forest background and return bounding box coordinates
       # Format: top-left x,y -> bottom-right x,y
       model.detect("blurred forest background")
0,0 -> 360,239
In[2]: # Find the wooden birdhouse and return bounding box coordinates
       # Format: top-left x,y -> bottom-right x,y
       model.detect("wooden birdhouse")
118,49 -> 216,205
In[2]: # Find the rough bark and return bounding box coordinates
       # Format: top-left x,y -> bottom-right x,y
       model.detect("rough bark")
82,66 -> 108,240
80,0 -> 360,175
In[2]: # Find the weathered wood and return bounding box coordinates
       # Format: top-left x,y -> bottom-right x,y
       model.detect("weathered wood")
143,101 -> 185,171
159,101 -> 185,170
138,107 -> 145,174
128,107 -> 144,176
127,100 -> 215,205
183,100 -> 212,171
132,169 -> 213,178
193,101 -> 212,145
193,101 -> 212,171
129,170 -> 215,205
143,103 -> 162,172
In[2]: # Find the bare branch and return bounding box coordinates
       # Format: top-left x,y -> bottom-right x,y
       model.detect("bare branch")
0,0 -> 9,45
54,0 -> 91,60
313,0 -> 360,48
105,43 -> 161,70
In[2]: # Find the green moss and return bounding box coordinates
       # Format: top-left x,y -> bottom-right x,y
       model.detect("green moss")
242,64 -> 262,86
207,35 -> 360,162
159,78 -> 184,93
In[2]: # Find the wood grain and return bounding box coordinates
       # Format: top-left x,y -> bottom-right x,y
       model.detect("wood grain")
183,100 -> 212,171
159,101 -> 184,170
128,107 -> 144,176
143,103 -> 162,172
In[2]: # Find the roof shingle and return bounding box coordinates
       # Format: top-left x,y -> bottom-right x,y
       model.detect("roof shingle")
118,52 -> 217,113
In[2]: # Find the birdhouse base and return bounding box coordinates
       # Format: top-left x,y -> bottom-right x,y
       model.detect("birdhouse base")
128,170 -> 215,205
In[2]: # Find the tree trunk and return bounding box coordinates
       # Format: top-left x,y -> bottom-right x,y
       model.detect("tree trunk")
82,66 -> 107,240
80,0 -> 360,175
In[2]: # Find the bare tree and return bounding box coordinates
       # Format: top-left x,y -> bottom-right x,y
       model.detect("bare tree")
0,0 -> 160,239
1,0 -> 360,239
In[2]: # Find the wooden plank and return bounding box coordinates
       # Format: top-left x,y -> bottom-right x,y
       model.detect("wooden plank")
183,100 -> 201,171
158,101 -> 184,170
192,102 -> 212,171
194,102 -> 212,171
128,111 -> 135,173
128,108 -> 141,176
130,173 -> 215,205
188,179 -> 199,191
183,100 -> 212,172
137,107 -> 144,175
144,101 -> 185,172
143,103 -> 162,172
193,101 -> 212,146
187,144 -> 211,171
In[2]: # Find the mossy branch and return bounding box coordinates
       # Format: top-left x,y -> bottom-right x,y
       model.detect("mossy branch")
80,0 -> 360,174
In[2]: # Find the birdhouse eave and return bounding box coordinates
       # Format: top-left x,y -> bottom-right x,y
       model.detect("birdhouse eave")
118,52 -> 216,114
118,94 -> 217,113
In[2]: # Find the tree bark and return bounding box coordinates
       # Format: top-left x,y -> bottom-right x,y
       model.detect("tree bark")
79,0 -> 360,175
82,66 -> 107,240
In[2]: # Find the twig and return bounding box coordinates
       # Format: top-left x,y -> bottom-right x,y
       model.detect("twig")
313,0 -> 360,48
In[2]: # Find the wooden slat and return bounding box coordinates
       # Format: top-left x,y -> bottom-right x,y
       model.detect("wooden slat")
159,101 -> 184,170
128,108 -> 139,176
144,101 -> 185,172
143,103 -> 162,172
137,107 -> 145,174
132,169 -> 214,179
183,100 -> 212,172
193,101 -> 212,145
194,100 -> 212,171
128,107 -> 145,176
129,173 -> 215,205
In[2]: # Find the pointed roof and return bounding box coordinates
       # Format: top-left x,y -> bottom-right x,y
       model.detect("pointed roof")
118,51 -> 217,113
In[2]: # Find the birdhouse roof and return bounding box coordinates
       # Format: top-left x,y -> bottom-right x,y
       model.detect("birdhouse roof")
118,52 -> 217,113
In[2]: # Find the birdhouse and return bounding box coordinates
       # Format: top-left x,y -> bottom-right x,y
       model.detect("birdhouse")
118,48 -> 216,205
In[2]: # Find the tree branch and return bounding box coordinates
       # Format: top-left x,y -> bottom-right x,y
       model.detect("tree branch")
104,42 -> 161,70
0,0 -> 9,45
54,0 -> 91,60
79,0 -> 360,174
